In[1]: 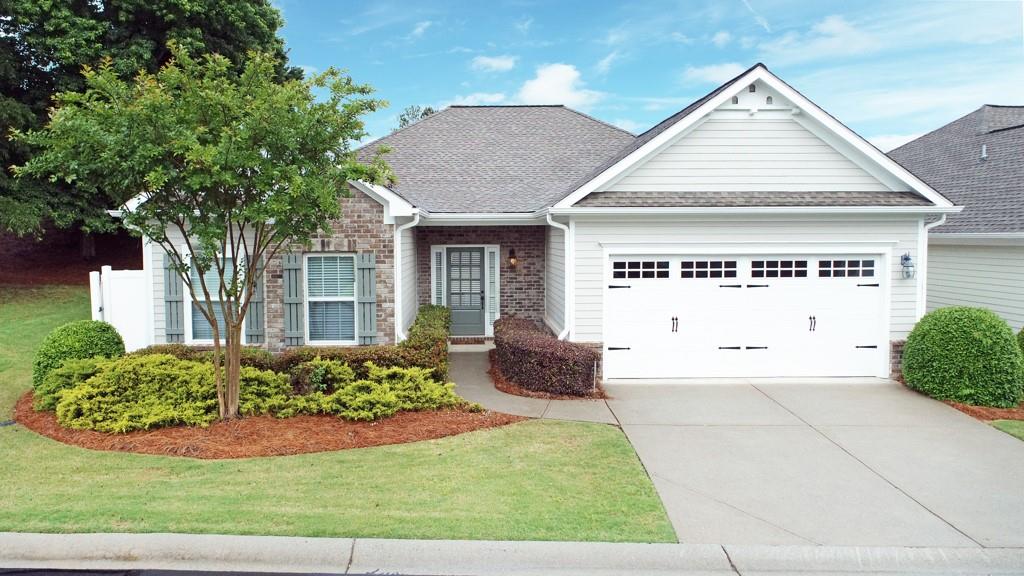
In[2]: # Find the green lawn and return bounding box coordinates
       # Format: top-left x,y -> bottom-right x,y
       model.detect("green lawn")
992,419 -> 1024,441
0,284 -> 675,542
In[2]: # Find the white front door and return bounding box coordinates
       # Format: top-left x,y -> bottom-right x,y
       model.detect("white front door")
603,254 -> 887,379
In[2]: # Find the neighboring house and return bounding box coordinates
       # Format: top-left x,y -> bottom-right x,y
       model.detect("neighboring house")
113,63 -> 958,380
888,106 -> 1024,331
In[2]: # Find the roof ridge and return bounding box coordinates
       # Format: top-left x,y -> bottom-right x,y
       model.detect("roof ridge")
559,107 -> 637,137
448,104 -> 564,108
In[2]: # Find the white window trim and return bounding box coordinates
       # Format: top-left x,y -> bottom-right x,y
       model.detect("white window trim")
430,244 -> 500,337
182,250 -> 247,346
303,253 -> 358,346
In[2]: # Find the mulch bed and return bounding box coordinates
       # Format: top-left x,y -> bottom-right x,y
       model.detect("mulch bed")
945,401 -> 1024,422
488,349 -> 607,400
14,392 -> 526,459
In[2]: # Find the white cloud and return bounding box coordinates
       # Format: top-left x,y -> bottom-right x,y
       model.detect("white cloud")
596,51 -> 620,75
298,64 -> 319,76
603,28 -> 628,46
682,62 -> 745,84
669,32 -> 694,44
711,31 -> 731,47
741,0 -> 771,32
515,17 -> 533,34
471,55 -> 517,72
408,20 -> 432,39
612,118 -> 645,133
516,63 -> 602,108
868,133 -> 924,152
759,15 -> 878,65
448,92 -> 507,106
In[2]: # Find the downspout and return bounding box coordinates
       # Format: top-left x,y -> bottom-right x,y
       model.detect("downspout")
546,213 -> 571,340
393,213 -> 421,342
918,214 -> 947,319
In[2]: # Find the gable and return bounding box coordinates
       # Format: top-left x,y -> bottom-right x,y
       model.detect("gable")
605,80 -> 892,194
557,66 -> 955,210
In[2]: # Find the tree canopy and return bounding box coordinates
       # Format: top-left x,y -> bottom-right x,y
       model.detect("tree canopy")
1,0 -> 299,237
14,45 -> 392,418
395,104 -> 436,131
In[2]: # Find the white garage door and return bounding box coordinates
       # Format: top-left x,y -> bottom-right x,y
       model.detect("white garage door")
603,254 -> 887,379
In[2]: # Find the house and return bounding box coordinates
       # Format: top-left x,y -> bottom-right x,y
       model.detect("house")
888,106 -> 1024,331
118,63 -> 958,380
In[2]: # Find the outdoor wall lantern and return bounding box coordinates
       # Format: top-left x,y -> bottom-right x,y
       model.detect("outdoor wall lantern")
508,248 -> 518,269
901,252 -> 916,279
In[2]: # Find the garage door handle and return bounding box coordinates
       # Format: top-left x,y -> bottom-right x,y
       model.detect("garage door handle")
608,347 -> 631,351
719,284 -> 742,288
746,284 -> 770,288
809,315 -> 816,332
608,285 -> 631,289
855,345 -> 878,349
745,346 -> 768,350
718,346 -> 741,350
857,283 -> 880,287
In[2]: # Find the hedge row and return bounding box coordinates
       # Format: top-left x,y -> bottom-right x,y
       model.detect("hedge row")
493,317 -> 599,396
130,305 -> 451,381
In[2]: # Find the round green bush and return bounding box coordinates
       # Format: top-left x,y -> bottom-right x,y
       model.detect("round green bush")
902,307 -> 1024,407
32,320 -> 125,389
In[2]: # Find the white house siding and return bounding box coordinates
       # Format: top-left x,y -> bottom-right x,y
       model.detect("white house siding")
927,242 -> 1024,331
608,118 -> 891,193
400,225 -> 418,332
570,216 -> 924,343
149,227 -> 188,344
545,225 -> 566,333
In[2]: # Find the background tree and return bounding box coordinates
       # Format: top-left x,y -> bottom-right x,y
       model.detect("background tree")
1,0 -> 300,252
395,104 -> 436,131
14,46 -> 392,419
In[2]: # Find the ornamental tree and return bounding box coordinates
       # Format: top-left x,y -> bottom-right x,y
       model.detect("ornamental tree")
14,46 -> 392,419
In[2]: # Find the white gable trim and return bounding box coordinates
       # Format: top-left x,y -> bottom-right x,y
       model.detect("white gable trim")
555,66 -> 954,210
348,180 -> 416,224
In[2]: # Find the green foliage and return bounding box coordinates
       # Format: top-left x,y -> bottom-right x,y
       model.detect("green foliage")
32,320 -> 125,389
291,358 -> 357,394
395,105 -> 436,130
54,354 -> 289,433
129,344 -> 275,372
903,307 -> 1024,407
34,357 -> 108,411
1018,327 -> 1024,356
0,0 -> 296,236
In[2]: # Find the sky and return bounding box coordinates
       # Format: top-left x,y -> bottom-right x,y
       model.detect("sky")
275,0 -> 1024,151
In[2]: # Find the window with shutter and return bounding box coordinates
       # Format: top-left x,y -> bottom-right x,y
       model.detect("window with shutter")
304,254 -> 357,344
186,258 -> 241,344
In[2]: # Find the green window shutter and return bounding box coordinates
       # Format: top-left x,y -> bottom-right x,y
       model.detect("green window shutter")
164,252 -> 185,343
283,253 -> 304,346
245,258 -> 265,344
356,252 -> 377,345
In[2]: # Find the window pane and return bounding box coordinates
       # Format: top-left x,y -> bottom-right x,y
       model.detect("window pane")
190,258 -> 235,297
192,303 -> 227,340
308,301 -> 355,342
307,255 -> 355,298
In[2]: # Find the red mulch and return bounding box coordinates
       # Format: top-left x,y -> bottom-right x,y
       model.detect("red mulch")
14,392 -> 526,459
488,349 -> 607,400
0,228 -> 141,286
945,401 -> 1024,422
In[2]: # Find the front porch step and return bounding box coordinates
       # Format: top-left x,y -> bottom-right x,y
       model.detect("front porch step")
449,337 -> 494,352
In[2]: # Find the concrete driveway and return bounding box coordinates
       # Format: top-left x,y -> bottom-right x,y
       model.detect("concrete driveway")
606,380 -> 1024,548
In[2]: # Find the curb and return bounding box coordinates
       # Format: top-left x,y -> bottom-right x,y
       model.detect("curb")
2,533 -> 1024,575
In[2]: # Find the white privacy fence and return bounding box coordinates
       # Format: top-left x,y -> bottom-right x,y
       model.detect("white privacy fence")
90,265 -> 150,352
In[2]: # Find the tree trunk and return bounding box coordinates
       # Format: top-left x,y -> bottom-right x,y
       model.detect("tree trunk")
223,323 -> 243,419
80,231 -> 96,260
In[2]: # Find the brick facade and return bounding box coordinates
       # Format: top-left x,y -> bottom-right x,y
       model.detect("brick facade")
890,340 -> 905,381
264,185 -> 395,350
416,226 -> 546,327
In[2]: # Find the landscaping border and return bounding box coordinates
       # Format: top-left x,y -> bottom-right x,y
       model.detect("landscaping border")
488,350 -> 606,400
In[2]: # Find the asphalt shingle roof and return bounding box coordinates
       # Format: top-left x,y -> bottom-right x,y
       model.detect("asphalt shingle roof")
888,105 -> 1024,233
575,190 -> 931,208
356,105 -> 635,213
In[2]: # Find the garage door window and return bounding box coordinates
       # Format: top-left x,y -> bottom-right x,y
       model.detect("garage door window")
613,260 -> 670,279
681,260 -> 737,279
819,259 -> 875,278
751,260 -> 808,278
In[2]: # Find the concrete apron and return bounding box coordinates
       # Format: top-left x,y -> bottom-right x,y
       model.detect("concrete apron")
4,533 -> 1024,575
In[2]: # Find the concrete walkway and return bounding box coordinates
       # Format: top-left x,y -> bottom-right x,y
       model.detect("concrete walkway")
451,351 -> 617,424
451,352 -> 1024,549
5,532 -> 1024,575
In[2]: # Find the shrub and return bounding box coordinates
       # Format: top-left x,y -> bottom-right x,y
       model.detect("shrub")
902,307 -> 1024,407
290,358 -> 357,394
55,354 -> 290,433
274,305 -> 451,380
34,357 -> 108,411
1018,327 -> 1024,356
277,361 -> 464,421
129,344 -> 275,371
32,320 -> 125,388
493,317 -> 599,396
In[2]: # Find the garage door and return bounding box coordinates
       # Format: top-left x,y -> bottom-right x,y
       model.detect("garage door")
603,254 -> 887,379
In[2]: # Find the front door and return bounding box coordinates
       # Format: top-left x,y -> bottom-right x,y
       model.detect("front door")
447,247 -> 486,336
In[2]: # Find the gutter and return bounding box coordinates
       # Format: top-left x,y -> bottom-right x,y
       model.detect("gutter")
393,213 -> 421,343
549,206 -> 964,216
546,213 -> 571,340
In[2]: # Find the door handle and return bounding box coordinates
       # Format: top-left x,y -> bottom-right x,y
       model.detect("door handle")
670,316 -> 678,332
808,315 -> 816,332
